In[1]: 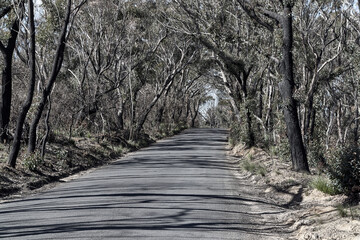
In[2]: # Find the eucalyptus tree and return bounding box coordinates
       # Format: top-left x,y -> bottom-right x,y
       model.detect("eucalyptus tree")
0,0 -> 23,142
66,0 -> 126,132
131,33 -> 200,139
295,0 -> 350,147
238,0 -> 310,172
8,0 -> 36,168
27,0 -> 86,153
319,2 -> 360,148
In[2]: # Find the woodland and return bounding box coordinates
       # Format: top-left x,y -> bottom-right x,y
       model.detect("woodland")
0,0 -> 360,197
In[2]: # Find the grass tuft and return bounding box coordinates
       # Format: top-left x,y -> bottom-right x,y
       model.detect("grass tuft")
310,176 -> 339,196
243,160 -> 266,176
336,204 -> 348,218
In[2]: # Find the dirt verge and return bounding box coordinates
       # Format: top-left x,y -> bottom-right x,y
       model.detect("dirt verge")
229,143 -> 360,240
0,134 -> 150,202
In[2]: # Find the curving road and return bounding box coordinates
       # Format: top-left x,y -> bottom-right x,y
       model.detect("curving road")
0,128 -> 284,239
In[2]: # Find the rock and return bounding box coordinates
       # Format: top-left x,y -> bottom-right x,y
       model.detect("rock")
251,175 -> 261,182
285,218 -> 296,225
292,219 -> 315,230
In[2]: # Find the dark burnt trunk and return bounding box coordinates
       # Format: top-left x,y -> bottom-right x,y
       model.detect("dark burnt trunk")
279,5 -> 309,172
0,53 -> 12,142
8,0 -> 36,168
0,9 -> 21,142
156,106 -> 165,124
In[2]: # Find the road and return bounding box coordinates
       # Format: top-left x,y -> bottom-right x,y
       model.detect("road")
0,128 -> 284,239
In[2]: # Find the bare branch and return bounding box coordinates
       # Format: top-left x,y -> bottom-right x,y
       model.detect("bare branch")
237,0 -> 276,31
0,6 -> 11,19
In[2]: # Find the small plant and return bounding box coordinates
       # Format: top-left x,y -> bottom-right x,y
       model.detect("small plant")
336,204 -> 360,219
247,153 -> 254,161
268,139 -> 291,162
336,204 -> 348,217
56,149 -> 68,160
243,160 -> 267,176
243,160 -> 256,172
350,206 -> 360,220
22,153 -> 42,171
258,166 -> 267,177
110,145 -> 123,158
310,176 -> 339,195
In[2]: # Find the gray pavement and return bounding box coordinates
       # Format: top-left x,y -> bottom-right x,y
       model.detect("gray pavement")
0,128 -> 284,239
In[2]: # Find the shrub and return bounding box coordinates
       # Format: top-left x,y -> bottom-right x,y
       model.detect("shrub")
22,153 -> 42,171
308,139 -> 326,171
268,137 -> 291,163
328,145 -> 360,195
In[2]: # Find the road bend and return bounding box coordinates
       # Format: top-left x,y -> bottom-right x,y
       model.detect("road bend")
0,128 -> 284,239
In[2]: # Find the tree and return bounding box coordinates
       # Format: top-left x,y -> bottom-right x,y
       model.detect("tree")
238,0 -> 309,172
0,1 -> 23,142
27,0 -> 80,153
7,0 -> 36,168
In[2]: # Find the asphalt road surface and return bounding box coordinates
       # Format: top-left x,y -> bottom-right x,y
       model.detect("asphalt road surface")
0,128 -> 284,239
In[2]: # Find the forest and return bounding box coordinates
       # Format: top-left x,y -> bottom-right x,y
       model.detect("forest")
1,0 -> 360,197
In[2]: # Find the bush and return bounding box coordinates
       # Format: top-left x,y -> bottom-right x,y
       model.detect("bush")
310,176 -> 339,195
328,145 -> 360,195
22,153 -> 42,171
308,139 -> 326,170
268,137 -> 291,163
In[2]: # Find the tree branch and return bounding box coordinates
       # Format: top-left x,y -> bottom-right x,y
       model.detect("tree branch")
0,6 -> 11,19
237,0 -> 276,31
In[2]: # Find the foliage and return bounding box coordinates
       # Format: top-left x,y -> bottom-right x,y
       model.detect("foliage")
328,145 -> 360,195
307,139 -> 326,171
268,138 -> 291,163
22,153 -> 42,172
229,122 -> 242,147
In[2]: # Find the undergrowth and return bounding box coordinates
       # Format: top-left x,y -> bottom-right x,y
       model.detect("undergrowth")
310,176 -> 340,196
243,160 -> 266,176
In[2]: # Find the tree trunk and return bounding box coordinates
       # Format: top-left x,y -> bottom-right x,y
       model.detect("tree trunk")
117,108 -> 124,130
354,84 -> 359,145
0,8 -> 22,142
156,105 -> 165,124
41,96 -> 51,160
116,88 -> 124,130
8,0 -> 36,168
28,0 -> 72,153
191,100 -> 200,128
132,93 -> 162,139
279,5 -> 309,172
245,107 -> 255,146
0,53 -> 12,142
